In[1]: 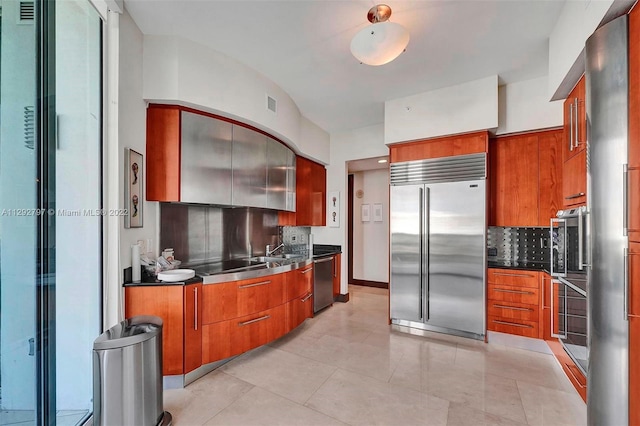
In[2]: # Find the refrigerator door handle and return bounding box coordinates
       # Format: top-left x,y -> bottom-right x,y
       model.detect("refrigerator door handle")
624,247 -> 629,320
419,187 -> 424,321
423,187 -> 430,321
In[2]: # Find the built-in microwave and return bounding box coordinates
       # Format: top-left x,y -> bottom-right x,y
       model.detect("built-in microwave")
551,206 -> 589,277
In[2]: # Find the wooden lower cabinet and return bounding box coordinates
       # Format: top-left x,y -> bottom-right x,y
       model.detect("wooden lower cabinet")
487,269 -> 542,339
548,340 -> 587,402
124,283 -> 202,376
201,273 -> 285,324
201,264 -> 314,365
202,304 -> 287,363
630,316 -> 640,425
541,273 -> 553,341
287,293 -> 314,330
333,253 -> 341,299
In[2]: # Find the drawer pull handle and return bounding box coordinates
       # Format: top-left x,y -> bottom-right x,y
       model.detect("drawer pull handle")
492,320 -> 533,328
238,280 -> 271,289
492,304 -> 532,312
565,192 -> 585,200
493,288 -> 534,295
301,293 -> 313,302
493,272 -> 534,278
238,315 -> 271,326
565,364 -> 586,388
301,267 -> 313,274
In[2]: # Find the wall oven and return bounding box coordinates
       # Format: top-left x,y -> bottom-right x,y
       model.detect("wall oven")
551,206 -> 589,277
551,275 -> 588,375
550,206 -> 589,376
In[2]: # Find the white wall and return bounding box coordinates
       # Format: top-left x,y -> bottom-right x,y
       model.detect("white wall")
142,35 -> 330,164
352,170 -> 389,283
119,8 -> 159,270
548,0 -> 614,99
313,124 -> 387,293
497,76 -> 564,135
385,75 -> 499,144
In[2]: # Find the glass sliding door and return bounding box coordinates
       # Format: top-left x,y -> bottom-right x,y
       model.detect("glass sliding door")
0,0 -> 39,422
0,0 -> 102,423
54,0 -> 101,423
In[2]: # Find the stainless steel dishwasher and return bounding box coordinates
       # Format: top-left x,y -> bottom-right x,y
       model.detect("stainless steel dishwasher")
313,255 -> 334,312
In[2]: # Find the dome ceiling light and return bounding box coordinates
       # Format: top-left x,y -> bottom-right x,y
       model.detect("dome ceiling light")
350,4 -> 410,66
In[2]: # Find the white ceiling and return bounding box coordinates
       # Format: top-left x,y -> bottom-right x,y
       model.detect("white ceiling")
124,0 -> 565,134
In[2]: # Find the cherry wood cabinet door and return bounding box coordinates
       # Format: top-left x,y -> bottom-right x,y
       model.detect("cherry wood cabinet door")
183,283 -> 202,374
285,265 -> 313,301
202,274 -> 285,324
287,294 -> 313,331
231,304 -> 288,355
389,131 -> 489,163
487,269 -> 539,288
541,273 -> 553,341
489,134 -> 539,226
333,254 -> 341,299
124,285 -> 185,375
562,149 -> 587,207
537,130 -> 563,226
631,316 -> 640,426
146,105 -> 181,202
563,76 -> 587,162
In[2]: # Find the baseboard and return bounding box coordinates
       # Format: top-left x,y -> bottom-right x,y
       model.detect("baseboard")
335,293 -> 350,303
350,279 -> 388,289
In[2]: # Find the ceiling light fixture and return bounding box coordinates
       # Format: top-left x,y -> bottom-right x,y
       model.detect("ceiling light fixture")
350,4 -> 410,66
378,159 -> 388,164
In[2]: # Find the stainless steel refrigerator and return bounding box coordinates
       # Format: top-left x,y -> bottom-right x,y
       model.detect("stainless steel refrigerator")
389,154 -> 486,340
586,14 -> 629,426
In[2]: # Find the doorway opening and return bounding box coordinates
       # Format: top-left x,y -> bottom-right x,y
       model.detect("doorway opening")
346,156 -> 389,289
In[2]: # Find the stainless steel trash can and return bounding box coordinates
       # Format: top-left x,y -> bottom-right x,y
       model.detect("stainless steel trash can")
93,315 -> 172,426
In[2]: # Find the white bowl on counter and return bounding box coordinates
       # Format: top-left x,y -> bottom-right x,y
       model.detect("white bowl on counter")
158,269 -> 195,282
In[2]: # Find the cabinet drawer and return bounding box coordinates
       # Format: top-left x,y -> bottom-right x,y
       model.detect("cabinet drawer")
487,269 -> 539,288
285,265 -> 313,301
488,284 -> 539,305
287,292 -> 313,331
487,301 -> 539,321
202,304 -> 287,364
487,315 -> 539,338
202,273 -> 285,324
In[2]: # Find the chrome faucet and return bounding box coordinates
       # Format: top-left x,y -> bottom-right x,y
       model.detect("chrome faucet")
266,243 -> 285,256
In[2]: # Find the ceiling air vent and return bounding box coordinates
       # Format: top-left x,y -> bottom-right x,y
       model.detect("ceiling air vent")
267,95 -> 277,113
19,1 -> 34,21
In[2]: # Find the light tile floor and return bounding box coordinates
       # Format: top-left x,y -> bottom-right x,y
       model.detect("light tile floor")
165,285 -> 586,426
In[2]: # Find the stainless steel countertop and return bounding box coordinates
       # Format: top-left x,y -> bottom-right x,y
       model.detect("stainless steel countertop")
196,258 -> 313,284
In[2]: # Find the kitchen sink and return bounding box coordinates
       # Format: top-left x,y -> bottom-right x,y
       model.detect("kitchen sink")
250,254 -> 303,263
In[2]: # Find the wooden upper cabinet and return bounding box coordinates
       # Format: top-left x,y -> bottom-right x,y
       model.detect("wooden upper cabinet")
146,105 -> 181,202
294,156 -> 326,226
538,130 -> 564,225
561,76 -> 587,209
563,76 -> 587,161
489,134 -> 540,226
562,150 -> 587,207
389,131 -> 489,163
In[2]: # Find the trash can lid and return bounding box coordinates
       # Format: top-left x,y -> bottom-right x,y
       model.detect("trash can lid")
93,315 -> 163,350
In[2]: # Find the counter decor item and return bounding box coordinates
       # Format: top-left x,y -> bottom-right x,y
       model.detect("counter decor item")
125,148 -> 143,228
157,269 -> 195,282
